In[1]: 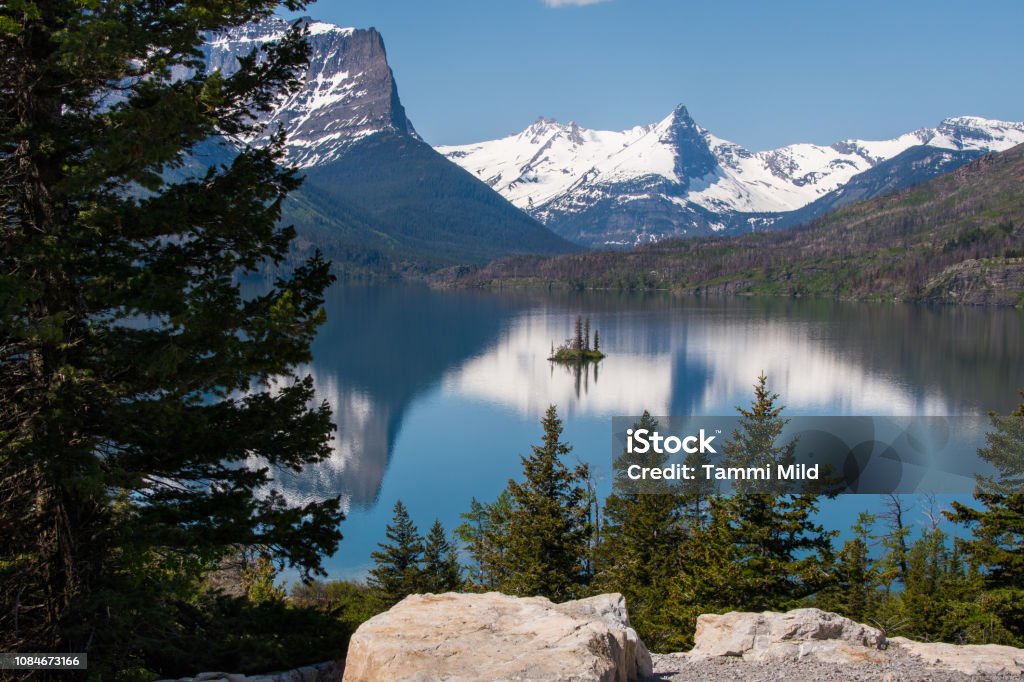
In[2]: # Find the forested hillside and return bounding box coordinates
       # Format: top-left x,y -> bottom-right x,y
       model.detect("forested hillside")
435,144 -> 1024,306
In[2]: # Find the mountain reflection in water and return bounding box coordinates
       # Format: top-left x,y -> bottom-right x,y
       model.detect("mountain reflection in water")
260,285 -> 1023,576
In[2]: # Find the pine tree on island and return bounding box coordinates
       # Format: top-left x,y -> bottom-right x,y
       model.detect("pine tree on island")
549,315 -> 605,364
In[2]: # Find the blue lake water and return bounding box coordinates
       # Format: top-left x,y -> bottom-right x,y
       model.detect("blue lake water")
268,284 -> 1024,579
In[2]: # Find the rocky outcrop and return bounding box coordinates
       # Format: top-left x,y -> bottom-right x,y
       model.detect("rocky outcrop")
919,258 -> 1024,306
342,592 -> 652,682
656,608 -> 1024,680
890,637 -> 1024,676
688,608 -> 887,664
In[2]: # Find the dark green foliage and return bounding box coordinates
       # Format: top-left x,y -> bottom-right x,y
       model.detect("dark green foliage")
450,375 -> 1024,653
949,394 -> 1024,642
290,579 -> 384,638
817,513 -> 880,623
499,405 -> 593,601
0,0 -> 343,673
368,500 -> 425,606
594,411 -> 684,649
456,491 -> 514,591
441,145 -> 1024,305
712,377 -> 835,606
421,519 -> 462,593
663,376 -> 835,650
142,593 -> 350,679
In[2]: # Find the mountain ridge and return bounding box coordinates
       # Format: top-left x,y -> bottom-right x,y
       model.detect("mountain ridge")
438,108 -> 1024,246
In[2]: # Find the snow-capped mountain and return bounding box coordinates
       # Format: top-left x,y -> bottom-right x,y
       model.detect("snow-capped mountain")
199,17 -> 574,265
204,17 -> 417,168
438,107 -> 1024,246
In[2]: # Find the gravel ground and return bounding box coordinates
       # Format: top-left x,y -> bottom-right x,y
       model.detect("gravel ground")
650,652 -> 1024,681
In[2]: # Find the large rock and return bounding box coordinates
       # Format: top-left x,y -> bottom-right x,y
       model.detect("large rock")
342,592 -> 652,682
688,608 -> 887,664
890,637 -> 1024,676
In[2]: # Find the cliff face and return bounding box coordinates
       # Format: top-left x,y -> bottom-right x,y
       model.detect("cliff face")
199,17 -> 574,267
204,18 -> 416,168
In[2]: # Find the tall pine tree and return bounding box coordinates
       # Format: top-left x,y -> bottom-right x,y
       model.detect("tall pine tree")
369,500 -> 425,606
456,491 -> 514,591
666,375 -> 834,648
817,512 -> 879,623
595,411 -> 683,649
421,519 -> 462,594
500,405 -> 592,601
949,394 -> 1024,642
0,0 -> 342,663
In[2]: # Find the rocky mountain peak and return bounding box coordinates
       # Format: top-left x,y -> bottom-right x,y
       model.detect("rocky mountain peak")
205,17 -> 417,167
662,103 -> 718,180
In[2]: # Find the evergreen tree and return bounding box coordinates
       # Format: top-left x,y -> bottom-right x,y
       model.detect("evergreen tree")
422,519 -> 462,593
949,394 -> 1024,642
593,329 -> 600,352
456,497 -> 490,588
595,411 -> 683,649
667,375 -> 834,648
717,377 -> 835,610
900,527 -> 955,640
456,490 -> 513,591
0,0 -> 342,663
583,318 -> 591,351
573,315 -> 584,350
500,405 -> 592,601
680,445 -> 716,529
880,495 -> 912,592
818,512 -> 879,623
721,373 -> 796,495
369,501 -> 425,606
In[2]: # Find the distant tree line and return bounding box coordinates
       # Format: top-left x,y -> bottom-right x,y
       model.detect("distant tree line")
435,147 -> 1024,305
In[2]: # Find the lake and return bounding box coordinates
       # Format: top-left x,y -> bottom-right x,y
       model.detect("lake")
267,284 -> 1024,579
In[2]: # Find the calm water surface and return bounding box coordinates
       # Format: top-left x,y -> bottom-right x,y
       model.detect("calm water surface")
269,284 -> 1024,578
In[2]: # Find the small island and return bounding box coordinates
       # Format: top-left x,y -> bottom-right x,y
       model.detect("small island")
549,315 -> 605,364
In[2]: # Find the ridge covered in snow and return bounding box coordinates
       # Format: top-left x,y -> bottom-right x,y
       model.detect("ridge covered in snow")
438,107 -> 1024,245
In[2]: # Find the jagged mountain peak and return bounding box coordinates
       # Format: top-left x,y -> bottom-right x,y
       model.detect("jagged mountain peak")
668,103 -> 696,124
440,106 -> 1024,246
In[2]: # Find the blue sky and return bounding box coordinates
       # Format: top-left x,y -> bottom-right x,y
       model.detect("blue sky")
300,0 -> 1024,150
